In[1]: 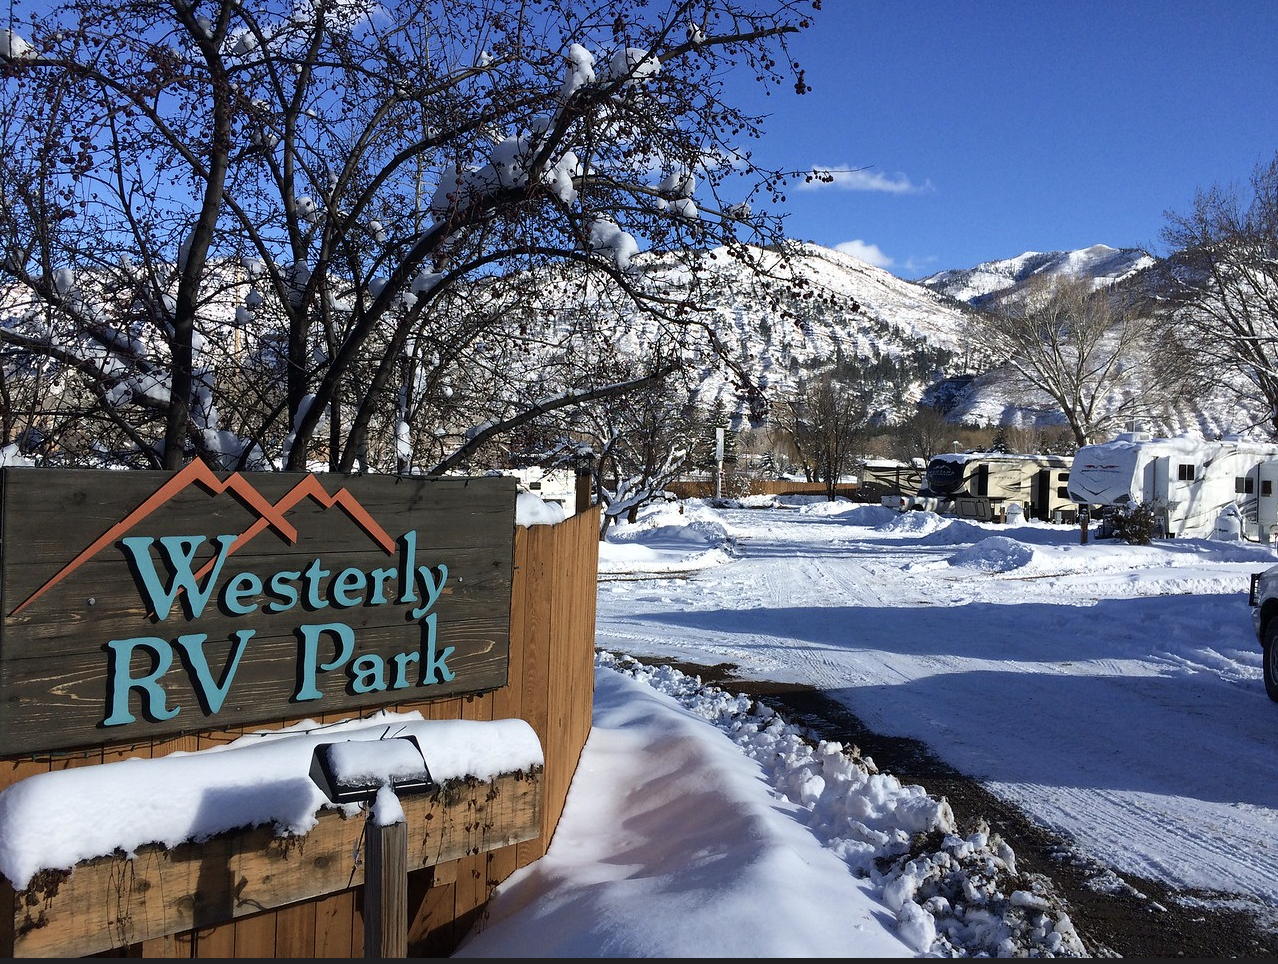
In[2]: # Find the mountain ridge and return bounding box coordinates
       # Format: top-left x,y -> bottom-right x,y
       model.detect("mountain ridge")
635,239 -> 1265,440
915,243 -> 1156,307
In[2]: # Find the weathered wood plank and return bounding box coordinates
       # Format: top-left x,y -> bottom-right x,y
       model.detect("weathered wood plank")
407,874 -> 457,957
522,524 -> 555,852
191,914 -> 236,956
140,930 -> 187,957
311,889 -> 358,958
3,769 -> 541,958
272,899 -> 315,958
229,909 -> 276,958
492,528 -> 529,724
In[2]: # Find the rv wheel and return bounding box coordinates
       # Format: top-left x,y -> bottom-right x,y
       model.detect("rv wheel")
1265,621 -> 1278,702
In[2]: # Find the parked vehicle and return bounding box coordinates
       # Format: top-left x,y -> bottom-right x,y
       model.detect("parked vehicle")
509,466 -> 578,511
1067,431 -> 1278,540
898,451 -> 1075,522
856,457 -> 926,508
1248,563 -> 1278,701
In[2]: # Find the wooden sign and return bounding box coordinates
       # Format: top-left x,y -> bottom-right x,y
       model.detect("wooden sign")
3,768 -> 542,958
0,465 -> 517,756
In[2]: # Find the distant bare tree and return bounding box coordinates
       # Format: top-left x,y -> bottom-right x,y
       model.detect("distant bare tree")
892,404 -> 953,463
975,275 -> 1197,446
1001,424 -> 1040,454
775,371 -> 869,500
578,361 -> 699,538
1161,151 -> 1278,435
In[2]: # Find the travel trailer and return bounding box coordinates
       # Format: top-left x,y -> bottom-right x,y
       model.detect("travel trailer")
509,466 -> 578,513
858,457 -> 926,506
1066,431 -> 1278,540
898,450 -> 1075,522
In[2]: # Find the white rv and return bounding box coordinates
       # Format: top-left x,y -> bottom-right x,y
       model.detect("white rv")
899,451 -> 1075,522
1066,431 -> 1278,540
509,466 -> 578,513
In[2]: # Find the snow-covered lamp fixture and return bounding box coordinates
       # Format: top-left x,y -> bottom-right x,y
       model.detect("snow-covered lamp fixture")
308,735 -> 433,804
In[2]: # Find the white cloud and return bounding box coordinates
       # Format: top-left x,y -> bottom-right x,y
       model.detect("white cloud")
800,167 -> 931,194
900,255 -> 938,276
835,240 -> 892,269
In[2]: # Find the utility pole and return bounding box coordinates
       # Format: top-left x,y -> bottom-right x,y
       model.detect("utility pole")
714,427 -> 725,499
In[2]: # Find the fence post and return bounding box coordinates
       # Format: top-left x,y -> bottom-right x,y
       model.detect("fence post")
365,819 -> 408,958
574,451 -> 594,515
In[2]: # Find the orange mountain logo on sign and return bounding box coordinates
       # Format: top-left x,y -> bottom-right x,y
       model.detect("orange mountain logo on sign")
10,460 -> 397,616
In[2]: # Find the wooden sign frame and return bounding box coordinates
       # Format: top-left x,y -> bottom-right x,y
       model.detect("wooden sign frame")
2,768 -> 542,958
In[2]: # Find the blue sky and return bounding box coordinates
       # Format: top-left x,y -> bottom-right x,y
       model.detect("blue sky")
737,1 -> 1278,280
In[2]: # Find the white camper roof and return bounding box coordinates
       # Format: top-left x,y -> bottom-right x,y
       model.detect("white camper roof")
928,450 -> 1072,466
1067,432 -> 1278,506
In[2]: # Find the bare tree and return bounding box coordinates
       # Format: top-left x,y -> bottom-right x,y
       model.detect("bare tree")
0,0 -> 818,472
975,274 -> 1197,446
1000,423 -> 1048,455
775,371 -> 869,500
1161,151 -> 1278,435
891,403 -> 954,463
578,360 -> 699,538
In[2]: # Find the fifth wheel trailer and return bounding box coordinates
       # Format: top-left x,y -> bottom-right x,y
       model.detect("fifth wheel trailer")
1067,431 -> 1278,540
899,451 -> 1075,522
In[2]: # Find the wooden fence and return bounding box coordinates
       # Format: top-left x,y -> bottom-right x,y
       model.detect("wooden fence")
0,508 -> 600,958
663,478 -> 861,500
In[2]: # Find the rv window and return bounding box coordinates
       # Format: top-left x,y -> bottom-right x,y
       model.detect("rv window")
1056,486 -> 1069,499
1177,463 -> 1195,481
1237,476 -> 1255,494
1265,480 -> 1274,497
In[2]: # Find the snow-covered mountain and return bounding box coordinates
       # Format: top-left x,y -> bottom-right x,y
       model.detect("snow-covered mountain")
916,244 -> 1155,308
618,241 -> 979,425
620,240 -> 1264,439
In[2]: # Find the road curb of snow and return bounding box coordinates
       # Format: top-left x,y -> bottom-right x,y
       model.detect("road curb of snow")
597,650 -> 1090,957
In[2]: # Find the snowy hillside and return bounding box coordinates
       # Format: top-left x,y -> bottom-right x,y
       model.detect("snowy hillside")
916,244 -> 1155,307
937,369 -> 1267,441
618,240 -> 1268,440
912,244 -> 1269,437
609,241 -> 977,425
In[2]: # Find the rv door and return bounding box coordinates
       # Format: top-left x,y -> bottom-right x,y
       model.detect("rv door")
1031,470 -> 1051,522
1152,455 -> 1170,506
1259,460 -> 1278,542
1150,454 -> 1174,537
975,463 -> 989,497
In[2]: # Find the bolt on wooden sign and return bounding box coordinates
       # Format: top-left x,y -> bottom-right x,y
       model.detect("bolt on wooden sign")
0,464 -> 517,756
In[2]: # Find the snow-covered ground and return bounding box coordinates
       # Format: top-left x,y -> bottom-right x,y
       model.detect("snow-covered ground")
456,495 -> 1278,957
